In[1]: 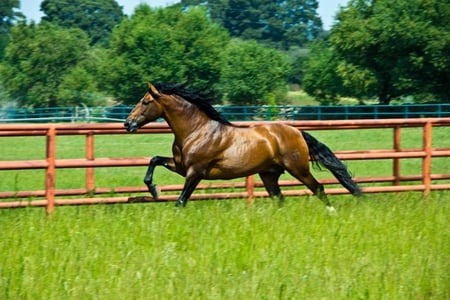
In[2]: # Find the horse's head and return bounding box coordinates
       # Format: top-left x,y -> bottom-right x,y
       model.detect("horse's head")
124,83 -> 164,132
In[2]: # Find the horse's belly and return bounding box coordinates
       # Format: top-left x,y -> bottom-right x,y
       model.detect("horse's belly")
205,166 -> 264,180
205,153 -> 275,180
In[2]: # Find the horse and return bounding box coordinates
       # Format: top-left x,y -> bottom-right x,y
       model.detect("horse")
124,83 -> 362,211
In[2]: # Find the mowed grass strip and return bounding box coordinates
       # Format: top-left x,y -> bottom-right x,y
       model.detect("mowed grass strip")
0,192 -> 449,299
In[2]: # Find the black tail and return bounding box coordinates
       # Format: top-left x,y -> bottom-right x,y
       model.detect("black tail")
302,131 -> 362,196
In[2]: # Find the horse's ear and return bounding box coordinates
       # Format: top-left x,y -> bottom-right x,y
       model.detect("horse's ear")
148,82 -> 161,99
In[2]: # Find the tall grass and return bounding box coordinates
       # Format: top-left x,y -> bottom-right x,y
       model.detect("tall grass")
1,192 -> 449,299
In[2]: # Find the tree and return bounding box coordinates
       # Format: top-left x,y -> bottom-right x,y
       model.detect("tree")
181,0 -> 323,50
57,48 -> 108,106
0,0 -> 23,58
330,0 -> 450,104
102,5 -> 230,105
302,41 -> 347,105
1,22 -> 101,107
219,39 -> 290,105
41,0 -> 124,45
286,46 -> 309,85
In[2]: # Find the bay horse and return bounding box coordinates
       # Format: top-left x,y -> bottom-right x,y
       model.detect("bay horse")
124,83 -> 362,211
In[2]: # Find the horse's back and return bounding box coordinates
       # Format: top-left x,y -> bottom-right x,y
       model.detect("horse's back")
257,123 -> 307,151
242,123 -> 308,164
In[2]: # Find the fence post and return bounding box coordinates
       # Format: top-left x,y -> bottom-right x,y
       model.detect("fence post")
246,175 -> 254,206
393,126 -> 401,185
45,126 -> 56,215
86,131 -> 95,195
422,122 -> 432,197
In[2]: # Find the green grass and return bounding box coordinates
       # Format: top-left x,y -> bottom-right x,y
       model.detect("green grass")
286,90 -> 361,105
1,192 -> 449,299
286,90 -> 319,105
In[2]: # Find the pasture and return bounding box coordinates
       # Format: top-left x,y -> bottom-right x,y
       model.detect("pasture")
1,193 -> 449,299
0,127 -> 449,299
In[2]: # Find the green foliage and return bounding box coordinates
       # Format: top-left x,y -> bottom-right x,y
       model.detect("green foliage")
0,0 -> 20,25
0,81 -> 9,106
0,0 -> 23,59
57,64 -> 102,107
40,0 -> 124,46
330,0 -> 450,104
285,46 -> 309,85
302,41 -> 346,105
336,61 -> 378,101
2,0 -> 447,107
219,39 -> 290,105
102,5 -> 230,105
0,22 -> 105,107
181,0 -> 323,50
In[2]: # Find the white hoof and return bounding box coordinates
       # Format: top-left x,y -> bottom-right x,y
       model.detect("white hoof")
326,206 -> 337,214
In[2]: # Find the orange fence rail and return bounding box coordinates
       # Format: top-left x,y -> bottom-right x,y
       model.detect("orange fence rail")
1,118 -> 450,214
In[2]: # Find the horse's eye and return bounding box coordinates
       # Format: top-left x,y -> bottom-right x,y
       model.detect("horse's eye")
142,101 -> 149,106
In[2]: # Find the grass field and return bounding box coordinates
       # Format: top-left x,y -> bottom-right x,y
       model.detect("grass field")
1,126 -> 449,299
1,192 -> 449,299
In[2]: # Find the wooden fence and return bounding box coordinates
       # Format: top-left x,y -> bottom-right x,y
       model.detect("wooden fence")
1,118 -> 449,214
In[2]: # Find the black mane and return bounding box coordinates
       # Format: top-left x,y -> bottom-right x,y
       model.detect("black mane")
154,83 -> 232,126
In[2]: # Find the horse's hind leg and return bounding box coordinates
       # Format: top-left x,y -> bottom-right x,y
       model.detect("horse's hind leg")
285,162 -> 336,211
299,173 -> 336,212
259,170 -> 284,204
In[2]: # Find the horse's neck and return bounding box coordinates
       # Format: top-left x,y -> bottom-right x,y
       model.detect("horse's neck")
162,97 -> 212,143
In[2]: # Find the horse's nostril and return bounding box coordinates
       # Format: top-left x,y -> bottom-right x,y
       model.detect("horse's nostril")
124,120 -> 138,133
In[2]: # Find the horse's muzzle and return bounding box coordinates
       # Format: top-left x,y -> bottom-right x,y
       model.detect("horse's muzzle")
124,120 -> 138,133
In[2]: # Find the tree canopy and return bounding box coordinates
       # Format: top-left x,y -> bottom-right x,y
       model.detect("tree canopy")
0,22 -> 100,107
0,0 -> 23,58
181,0 -> 322,50
41,0 -> 124,45
101,5 -> 230,105
219,39 -> 290,105
329,0 -> 450,103
1,0 -> 448,108
302,41 -> 347,105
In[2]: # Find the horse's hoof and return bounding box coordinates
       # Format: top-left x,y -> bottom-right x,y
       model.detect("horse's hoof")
175,200 -> 187,207
326,206 -> 337,215
148,184 -> 160,199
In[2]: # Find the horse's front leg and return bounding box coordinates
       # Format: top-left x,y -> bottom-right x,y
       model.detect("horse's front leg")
144,156 -> 178,199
